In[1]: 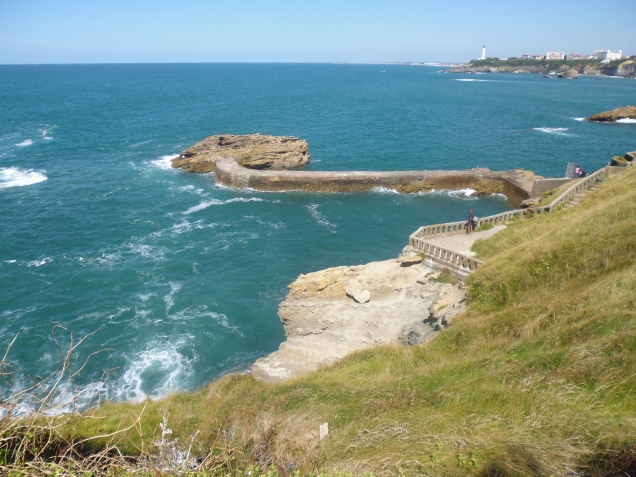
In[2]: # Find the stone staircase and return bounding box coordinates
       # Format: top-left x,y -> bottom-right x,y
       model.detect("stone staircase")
562,182 -> 601,210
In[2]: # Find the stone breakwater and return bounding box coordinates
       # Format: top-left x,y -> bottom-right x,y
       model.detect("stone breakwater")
250,258 -> 467,383
172,134 -> 571,207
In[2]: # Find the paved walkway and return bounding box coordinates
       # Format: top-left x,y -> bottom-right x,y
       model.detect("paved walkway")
425,225 -> 507,256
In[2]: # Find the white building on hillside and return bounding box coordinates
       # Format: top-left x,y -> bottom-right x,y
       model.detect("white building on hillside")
597,50 -> 622,61
546,52 -> 565,60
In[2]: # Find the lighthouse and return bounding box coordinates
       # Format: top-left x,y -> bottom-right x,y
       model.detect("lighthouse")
481,45 -> 486,60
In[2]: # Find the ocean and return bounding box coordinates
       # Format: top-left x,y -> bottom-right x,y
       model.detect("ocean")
1,64 -> 634,408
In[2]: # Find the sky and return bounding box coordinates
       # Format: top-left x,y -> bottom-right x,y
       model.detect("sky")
1,0 -> 634,64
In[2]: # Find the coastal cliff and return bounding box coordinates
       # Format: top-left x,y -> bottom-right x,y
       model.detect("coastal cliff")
449,59 -> 636,79
251,258 -> 466,383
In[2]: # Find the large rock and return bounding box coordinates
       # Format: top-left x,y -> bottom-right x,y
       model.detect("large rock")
587,106 -> 636,123
172,134 -> 310,173
250,261 -> 467,383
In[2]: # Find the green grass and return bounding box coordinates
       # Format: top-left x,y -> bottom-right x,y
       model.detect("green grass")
57,168 -> 636,476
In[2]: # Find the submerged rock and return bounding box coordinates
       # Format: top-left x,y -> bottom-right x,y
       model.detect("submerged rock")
171,134 -> 310,173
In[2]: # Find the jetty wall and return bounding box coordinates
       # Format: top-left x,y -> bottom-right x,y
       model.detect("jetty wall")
212,157 -> 554,207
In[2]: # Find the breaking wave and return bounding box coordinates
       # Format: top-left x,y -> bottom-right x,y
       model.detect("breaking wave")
617,118 -> 636,124
15,139 -> 33,147
533,127 -> 573,136
0,167 -> 47,189
148,154 -> 179,170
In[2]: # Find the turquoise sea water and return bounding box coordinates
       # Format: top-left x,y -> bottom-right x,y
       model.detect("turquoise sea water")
1,64 -> 635,407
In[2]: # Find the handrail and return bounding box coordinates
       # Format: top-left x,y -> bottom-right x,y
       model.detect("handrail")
409,168 -> 607,274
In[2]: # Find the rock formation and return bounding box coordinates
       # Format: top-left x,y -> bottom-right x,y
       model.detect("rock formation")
250,259 -> 467,383
171,134 -> 309,173
601,60 -> 636,79
587,106 -> 636,123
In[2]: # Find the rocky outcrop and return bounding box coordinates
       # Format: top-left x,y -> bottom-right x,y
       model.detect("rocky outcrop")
171,134 -> 309,173
558,68 -> 578,79
250,260 -> 467,383
587,106 -> 636,123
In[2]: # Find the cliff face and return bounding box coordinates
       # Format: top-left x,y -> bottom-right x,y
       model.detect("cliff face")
250,259 -> 467,383
601,60 -> 636,78
171,134 -> 310,173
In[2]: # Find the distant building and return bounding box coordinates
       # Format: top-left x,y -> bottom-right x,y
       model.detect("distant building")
597,50 -> 622,61
568,53 -> 590,60
546,52 -> 565,60
481,45 -> 486,60
522,53 -> 530,59
499,57 -> 508,61
531,54 -> 545,60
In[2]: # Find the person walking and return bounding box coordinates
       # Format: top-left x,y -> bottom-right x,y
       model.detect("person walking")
466,209 -> 476,234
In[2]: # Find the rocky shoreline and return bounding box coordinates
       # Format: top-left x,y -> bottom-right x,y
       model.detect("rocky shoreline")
448,60 -> 636,79
251,256 -> 467,383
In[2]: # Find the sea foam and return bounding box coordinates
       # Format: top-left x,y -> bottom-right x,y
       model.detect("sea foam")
15,139 -> 33,147
616,118 -> 636,124
533,127 -> 572,136
0,168 -> 47,189
149,154 -> 179,170
114,339 -> 195,403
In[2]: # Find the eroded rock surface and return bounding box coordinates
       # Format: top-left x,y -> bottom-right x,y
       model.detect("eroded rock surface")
172,134 -> 309,173
587,106 -> 636,123
250,260 -> 467,383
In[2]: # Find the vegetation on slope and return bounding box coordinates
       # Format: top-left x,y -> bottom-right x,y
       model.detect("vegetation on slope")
5,168 -> 636,476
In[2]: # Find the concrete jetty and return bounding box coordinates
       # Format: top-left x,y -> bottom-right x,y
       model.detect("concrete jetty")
172,134 -> 573,207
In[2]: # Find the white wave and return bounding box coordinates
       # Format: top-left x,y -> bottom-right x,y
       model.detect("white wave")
455,79 -> 491,82
149,154 -> 178,170
113,340 -> 195,403
573,117 -> 586,121
533,127 -> 572,136
26,257 -> 53,267
137,293 -> 154,302
224,197 -> 264,204
3,260 -> 17,264
0,167 -> 47,189
449,188 -> 476,197
306,204 -> 337,231
616,118 -> 636,124
183,200 -> 223,215
128,243 -> 167,261
371,186 -> 400,194
127,139 -> 153,148
168,305 -> 235,331
163,281 -> 182,313
39,125 -> 56,141
15,139 -> 33,147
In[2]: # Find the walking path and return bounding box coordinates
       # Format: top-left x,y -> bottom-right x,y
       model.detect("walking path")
407,167 -> 610,278
425,225 -> 507,257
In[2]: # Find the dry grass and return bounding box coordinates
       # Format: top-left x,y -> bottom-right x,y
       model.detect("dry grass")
5,169 -> 636,476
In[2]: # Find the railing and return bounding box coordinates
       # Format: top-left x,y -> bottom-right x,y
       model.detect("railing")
408,168 -> 607,274
544,168 -> 606,213
409,236 -> 483,272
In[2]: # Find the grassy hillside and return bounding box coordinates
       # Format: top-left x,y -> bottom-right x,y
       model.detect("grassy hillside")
8,167 -> 636,476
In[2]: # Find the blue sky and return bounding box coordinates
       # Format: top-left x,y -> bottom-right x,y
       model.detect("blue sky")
1,0 -> 634,64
